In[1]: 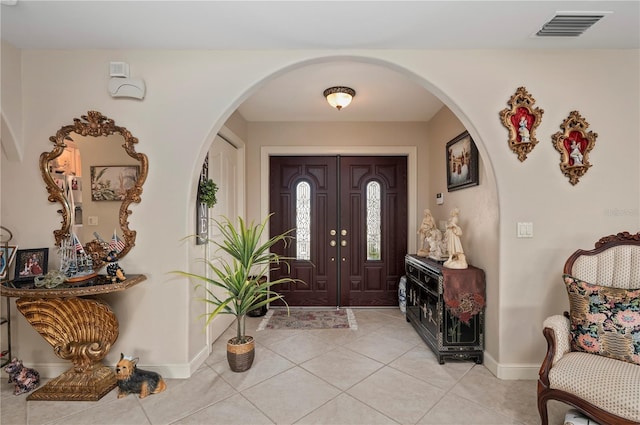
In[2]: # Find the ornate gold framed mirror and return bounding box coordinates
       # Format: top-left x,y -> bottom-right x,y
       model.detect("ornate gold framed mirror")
40,111 -> 148,269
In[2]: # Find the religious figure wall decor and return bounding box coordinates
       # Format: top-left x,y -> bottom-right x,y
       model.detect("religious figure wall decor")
499,86 -> 544,162
552,110 -> 597,185
446,131 -> 479,192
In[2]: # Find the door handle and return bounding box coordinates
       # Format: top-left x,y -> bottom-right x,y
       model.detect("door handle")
330,229 -> 336,236
330,240 -> 336,247
341,240 -> 347,247
341,229 -> 347,236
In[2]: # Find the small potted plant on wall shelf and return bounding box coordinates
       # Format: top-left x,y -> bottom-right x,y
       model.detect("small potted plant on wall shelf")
172,214 -> 299,372
198,179 -> 218,208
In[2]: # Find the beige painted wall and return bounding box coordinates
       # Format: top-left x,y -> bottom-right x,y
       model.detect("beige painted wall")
1,47 -> 638,379
425,106 -> 500,367
1,41 -> 23,161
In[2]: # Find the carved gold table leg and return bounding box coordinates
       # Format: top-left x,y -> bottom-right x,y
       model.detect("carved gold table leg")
16,297 -> 119,401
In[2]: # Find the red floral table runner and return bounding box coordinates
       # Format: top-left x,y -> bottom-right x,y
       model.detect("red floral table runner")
441,266 -> 486,324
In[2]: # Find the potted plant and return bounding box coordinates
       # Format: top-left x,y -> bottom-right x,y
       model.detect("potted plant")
173,214 -> 297,372
198,178 -> 218,208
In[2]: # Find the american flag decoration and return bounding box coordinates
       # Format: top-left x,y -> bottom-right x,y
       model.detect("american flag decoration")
109,229 -> 126,254
73,233 -> 85,253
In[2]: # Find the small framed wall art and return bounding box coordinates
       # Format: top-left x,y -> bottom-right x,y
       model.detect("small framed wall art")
552,110 -> 597,185
0,245 -> 18,280
90,165 -> 140,201
13,248 -> 49,283
499,87 -> 544,162
446,131 -> 479,192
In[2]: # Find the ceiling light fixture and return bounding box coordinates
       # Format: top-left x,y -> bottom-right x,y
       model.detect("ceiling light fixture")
323,86 -> 356,110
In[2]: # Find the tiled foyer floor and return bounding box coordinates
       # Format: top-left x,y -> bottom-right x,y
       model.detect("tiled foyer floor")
1,308 -> 571,425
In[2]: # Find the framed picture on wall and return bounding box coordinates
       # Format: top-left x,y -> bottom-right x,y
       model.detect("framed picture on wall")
0,245 -> 18,280
446,131 -> 479,192
13,248 -> 48,283
90,165 -> 140,201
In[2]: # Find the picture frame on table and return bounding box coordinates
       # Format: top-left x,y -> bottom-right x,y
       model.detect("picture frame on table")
0,245 -> 18,280
446,131 -> 479,192
13,248 -> 49,283
90,165 -> 140,201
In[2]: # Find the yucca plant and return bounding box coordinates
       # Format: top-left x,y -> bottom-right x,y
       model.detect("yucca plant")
173,214 -> 297,346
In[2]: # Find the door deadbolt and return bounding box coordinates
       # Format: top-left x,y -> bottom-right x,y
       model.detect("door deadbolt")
341,229 -> 347,236
330,229 -> 336,236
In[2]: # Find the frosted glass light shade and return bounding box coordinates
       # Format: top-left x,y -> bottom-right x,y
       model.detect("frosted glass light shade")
323,86 -> 356,110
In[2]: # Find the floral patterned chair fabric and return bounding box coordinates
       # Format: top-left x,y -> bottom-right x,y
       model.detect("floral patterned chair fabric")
537,232 -> 640,425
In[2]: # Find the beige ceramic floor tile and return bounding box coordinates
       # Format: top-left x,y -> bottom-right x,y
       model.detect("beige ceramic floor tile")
377,323 -> 424,346
25,387 -> 120,425
254,328 -> 305,349
138,366 -> 236,425
307,328 -> 361,347
210,345 -> 295,391
47,395 -> 150,425
0,309 -> 566,425
344,331 -> 416,364
347,366 -> 445,424
171,393 -> 274,424
450,366 -> 541,424
295,393 -> 398,425
242,367 -> 340,424
418,392 -> 522,424
1,390 -> 28,425
267,331 -> 337,364
301,346 -> 383,390
389,345 -> 474,391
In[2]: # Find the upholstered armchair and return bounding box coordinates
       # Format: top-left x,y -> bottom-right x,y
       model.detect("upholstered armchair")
538,232 -> 640,425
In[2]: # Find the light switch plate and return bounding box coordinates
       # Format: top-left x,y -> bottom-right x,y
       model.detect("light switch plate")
517,222 -> 533,238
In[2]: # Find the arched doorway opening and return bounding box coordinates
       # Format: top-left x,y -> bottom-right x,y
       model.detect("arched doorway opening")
205,55 -> 499,367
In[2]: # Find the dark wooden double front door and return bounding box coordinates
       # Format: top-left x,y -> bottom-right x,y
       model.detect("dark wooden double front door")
269,156 -> 408,307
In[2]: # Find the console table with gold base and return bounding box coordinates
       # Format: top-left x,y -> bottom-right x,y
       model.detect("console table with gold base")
1,274 -> 146,401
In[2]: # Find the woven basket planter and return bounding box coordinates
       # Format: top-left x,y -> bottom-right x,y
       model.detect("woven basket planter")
226,336 -> 255,372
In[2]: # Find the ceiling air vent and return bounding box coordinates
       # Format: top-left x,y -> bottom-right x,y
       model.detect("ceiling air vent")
536,13 -> 606,37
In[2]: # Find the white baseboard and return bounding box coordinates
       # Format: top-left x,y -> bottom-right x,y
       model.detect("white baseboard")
36,349 -> 539,381
34,346 -> 211,380
483,351 -> 540,380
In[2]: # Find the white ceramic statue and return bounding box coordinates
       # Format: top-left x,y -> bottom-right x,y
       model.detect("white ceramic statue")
443,207 -> 468,269
427,228 -> 446,261
417,209 -> 436,257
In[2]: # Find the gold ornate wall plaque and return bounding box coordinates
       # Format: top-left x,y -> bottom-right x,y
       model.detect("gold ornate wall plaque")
552,111 -> 597,185
499,87 -> 544,162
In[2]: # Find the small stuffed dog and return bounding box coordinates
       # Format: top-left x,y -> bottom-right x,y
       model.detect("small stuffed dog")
115,353 -> 166,399
4,358 -> 40,395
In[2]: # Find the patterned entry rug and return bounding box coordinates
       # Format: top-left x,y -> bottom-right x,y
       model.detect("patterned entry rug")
257,308 -> 358,331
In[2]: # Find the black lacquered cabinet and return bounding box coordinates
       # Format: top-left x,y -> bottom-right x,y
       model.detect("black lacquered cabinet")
405,254 -> 484,364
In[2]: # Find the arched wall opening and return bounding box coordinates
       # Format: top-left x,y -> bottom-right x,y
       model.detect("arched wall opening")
193,55 -> 501,373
